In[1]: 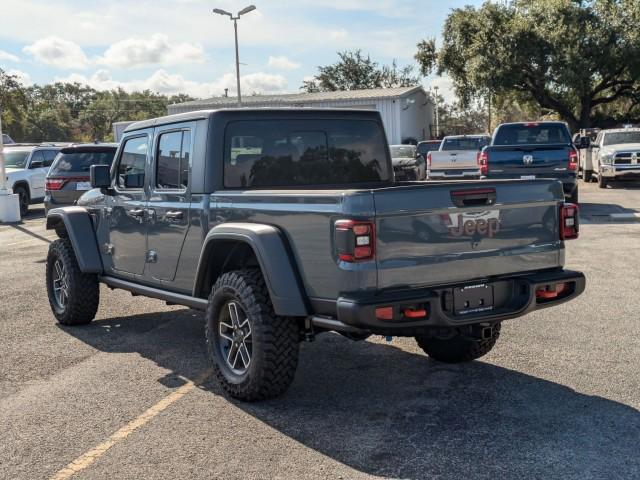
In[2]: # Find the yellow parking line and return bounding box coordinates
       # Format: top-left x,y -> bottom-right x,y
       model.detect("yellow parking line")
50,372 -> 210,480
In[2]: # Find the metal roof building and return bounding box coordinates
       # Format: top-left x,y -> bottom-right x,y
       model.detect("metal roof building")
167,86 -> 435,145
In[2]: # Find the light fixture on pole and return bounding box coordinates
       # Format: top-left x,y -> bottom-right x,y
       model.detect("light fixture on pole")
213,5 -> 257,106
0,109 -> 21,222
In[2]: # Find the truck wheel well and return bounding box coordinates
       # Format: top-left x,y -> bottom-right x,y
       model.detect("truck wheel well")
46,216 -> 69,239
12,181 -> 30,195
199,241 -> 260,298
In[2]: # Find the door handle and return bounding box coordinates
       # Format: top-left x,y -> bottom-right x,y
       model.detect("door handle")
165,211 -> 184,220
130,208 -> 145,217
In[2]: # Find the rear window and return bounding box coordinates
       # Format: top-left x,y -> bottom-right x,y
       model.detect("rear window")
417,141 -> 441,155
441,137 -> 489,151
224,119 -> 391,188
49,149 -> 116,176
494,124 -> 570,145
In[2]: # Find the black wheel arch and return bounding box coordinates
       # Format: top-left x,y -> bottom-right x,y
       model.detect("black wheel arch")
46,206 -> 103,273
194,223 -> 309,317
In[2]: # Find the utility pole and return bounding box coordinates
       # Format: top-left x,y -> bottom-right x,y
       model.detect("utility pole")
487,92 -> 492,134
213,5 -> 257,106
433,86 -> 440,138
0,107 -> 21,222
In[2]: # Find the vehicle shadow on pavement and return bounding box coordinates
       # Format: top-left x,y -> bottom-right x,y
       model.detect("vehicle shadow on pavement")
63,310 -> 640,480
580,202 -> 639,224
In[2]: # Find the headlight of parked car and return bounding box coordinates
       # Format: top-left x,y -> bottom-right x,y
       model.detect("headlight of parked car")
601,153 -> 614,164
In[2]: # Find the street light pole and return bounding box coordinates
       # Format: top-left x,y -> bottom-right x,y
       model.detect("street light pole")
0,106 -> 21,222
433,86 -> 440,138
213,5 -> 257,106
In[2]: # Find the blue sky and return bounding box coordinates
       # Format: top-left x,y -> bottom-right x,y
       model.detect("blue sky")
0,0 -> 482,102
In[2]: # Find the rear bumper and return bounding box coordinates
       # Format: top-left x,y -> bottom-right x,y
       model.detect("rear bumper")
600,164 -> 640,179
312,269 -> 585,336
428,169 -> 480,179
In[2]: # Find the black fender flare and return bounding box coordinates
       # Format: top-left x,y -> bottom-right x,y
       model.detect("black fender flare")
46,206 -> 103,273
194,223 -> 309,317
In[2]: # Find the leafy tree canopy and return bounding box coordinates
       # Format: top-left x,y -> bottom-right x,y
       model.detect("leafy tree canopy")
302,50 -> 420,92
416,0 -> 640,130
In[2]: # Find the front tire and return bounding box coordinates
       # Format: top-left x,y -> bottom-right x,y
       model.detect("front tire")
415,324 -> 501,363
598,173 -> 608,189
205,269 -> 299,401
46,239 -> 99,325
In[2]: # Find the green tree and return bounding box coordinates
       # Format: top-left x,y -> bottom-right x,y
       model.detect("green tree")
416,0 -> 640,130
302,50 -> 419,92
0,69 -> 28,141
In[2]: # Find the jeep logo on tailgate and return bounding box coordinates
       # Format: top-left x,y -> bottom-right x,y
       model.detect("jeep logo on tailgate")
448,211 -> 500,238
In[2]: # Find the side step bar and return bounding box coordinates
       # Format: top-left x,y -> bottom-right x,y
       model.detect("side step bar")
100,276 -> 208,311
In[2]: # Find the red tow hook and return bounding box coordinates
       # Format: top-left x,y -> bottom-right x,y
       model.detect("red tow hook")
403,308 -> 428,318
536,283 -> 568,299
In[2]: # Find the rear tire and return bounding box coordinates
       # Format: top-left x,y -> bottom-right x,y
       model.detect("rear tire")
13,185 -> 29,217
415,324 -> 501,363
46,239 -> 99,325
205,269 -> 299,401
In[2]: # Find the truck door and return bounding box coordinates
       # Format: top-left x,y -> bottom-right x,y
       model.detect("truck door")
107,133 -> 150,276
146,124 -> 192,282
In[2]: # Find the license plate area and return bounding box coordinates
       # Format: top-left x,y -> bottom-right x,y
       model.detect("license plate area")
76,182 -> 92,190
454,284 -> 494,315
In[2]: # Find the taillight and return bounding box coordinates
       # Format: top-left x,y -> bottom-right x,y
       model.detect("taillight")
45,178 -> 66,191
426,152 -> 432,168
335,219 -> 375,262
560,203 -> 579,240
478,151 -> 488,175
568,149 -> 578,171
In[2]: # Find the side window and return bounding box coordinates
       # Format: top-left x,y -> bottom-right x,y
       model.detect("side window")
29,150 -> 45,167
42,150 -> 58,167
117,136 -> 148,189
156,130 -> 190,190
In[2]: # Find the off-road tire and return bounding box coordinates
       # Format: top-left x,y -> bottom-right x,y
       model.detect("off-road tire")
415,323 -> 501,363
46,238 -> 99,325
14,185 -> 29,217
205,269 -> 299,401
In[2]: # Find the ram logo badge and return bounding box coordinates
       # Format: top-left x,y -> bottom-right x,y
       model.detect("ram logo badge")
523,154 -> 534,165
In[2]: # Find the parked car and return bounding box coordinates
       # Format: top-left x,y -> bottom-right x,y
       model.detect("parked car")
45,108 -> 584,402
417,139 -> 442,160
2,133 -> 15,144
481,122 -> 579,203
427,135 -> 490,179
390,144 -> 425,180
4,144 -> 63,215
587,127 -> 640,188
44,143 -> 118,213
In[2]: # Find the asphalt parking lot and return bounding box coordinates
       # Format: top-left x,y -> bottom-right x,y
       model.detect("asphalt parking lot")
1,181 -> 639,480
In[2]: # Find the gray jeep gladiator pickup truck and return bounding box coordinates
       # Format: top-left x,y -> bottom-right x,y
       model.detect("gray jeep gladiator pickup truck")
44,108 -> 585,401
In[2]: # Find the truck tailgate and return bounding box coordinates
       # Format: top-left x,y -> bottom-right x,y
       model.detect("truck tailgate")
486,144 -> 570,176
431,150 -> 478,170
373,180 -> 563,290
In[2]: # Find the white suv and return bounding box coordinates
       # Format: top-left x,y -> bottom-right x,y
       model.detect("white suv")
4,144 -> 62,216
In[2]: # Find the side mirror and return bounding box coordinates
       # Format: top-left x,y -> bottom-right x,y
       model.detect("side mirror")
30,160 -> 44,168
123,173 -> 144,189
90,164 -> 111,188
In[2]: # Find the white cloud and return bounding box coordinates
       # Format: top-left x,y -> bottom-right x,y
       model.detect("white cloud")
426,75 -> 457,104
7,69 -> 32,86
0,50 -> 20,62
267,56 -> 300,71
329,29 -> 348,40
98,34 -> 205,69
55,69 -> 289,98
23,36 -> 89,69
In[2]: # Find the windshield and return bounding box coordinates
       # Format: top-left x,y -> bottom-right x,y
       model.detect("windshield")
49,150 -> 116,176
390,146 -> 416,158
442,137 -> 489,151
494,123 -> 571,145
3,150 -> 30,168
603,131 -> 640,146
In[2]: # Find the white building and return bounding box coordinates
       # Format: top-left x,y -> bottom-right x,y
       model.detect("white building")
167,86 -> 435,145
